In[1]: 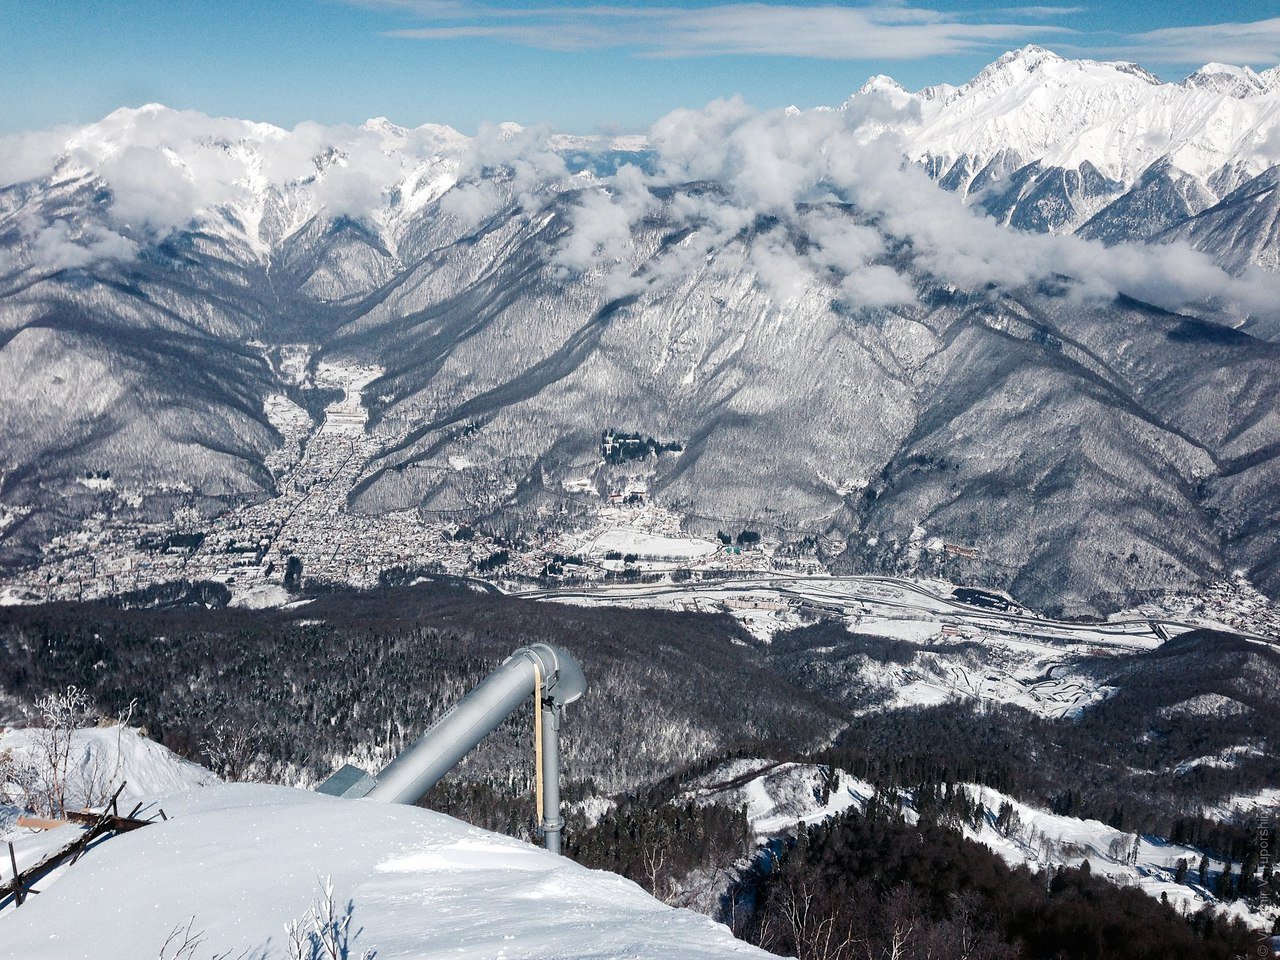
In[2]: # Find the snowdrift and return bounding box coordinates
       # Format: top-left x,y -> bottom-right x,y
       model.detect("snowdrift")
0,782 -> 768,960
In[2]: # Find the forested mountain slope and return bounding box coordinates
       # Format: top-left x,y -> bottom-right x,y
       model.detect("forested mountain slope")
3,49 -> 1280,613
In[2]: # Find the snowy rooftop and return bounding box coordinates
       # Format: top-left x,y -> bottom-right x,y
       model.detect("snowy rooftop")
0,783 -> 768,960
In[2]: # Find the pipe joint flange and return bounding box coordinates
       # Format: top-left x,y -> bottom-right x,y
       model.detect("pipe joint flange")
509,643 -> 587,707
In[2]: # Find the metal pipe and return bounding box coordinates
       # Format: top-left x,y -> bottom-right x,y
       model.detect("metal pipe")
365,653 -> 536,805
362,643 -> 586,855
540,702 -> 564,854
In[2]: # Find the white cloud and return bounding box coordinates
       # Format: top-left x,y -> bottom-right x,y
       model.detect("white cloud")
0,127 -> 79,185
439,121 -> 569,227
1111,17 -> 1280,67
1,211 -> 138,275
553,163 -> 657,277
1002,6 -> 1087,17
1252,125 -> 1280,165
366,2 -> 1280,73
543,92 -> 1280,325
30,220 -> 139,272
382,2 -> 1068,60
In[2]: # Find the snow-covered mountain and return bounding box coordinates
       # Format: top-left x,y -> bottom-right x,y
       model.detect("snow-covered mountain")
879,45 -> 1279,184
2,48 -> 1280,615
1183,62 -> 1280,98
849,46 -> 1280,264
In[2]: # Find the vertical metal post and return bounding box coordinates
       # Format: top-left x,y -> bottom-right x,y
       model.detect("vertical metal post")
539,701 -> 564,854
8,842 -> 23,906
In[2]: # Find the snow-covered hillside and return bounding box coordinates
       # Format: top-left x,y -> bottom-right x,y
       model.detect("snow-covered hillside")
0,783 -> 769,960
0,724 -> 217,814
687,760 -> 1278,932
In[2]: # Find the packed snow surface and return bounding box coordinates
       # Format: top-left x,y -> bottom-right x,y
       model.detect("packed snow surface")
586,528 -> 721,561
0,783 -> 769,960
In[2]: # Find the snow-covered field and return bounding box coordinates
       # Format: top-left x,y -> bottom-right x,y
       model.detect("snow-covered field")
1203,787 -> 1280,823
0,783 -> 769,960
585,528 -> 722,563
527,574 -> 1160,718
961,785 -> 1273,930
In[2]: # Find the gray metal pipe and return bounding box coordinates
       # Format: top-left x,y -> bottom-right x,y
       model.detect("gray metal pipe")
540,702 -> 564,855
362,642 -> 586,854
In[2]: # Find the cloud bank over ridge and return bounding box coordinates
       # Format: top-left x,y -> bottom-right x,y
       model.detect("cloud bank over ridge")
540,92 -> 1280,324
2,87 -> 1278,331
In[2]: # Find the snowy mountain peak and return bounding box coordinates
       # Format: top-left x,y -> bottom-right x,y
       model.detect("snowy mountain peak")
859,74 -> 907,96
1183,62 -> 1268,98
994,44 -> 1061,68
104,102 -> 179,122
872,46 -> 1280,183
918,82 -> 959,103
965,44 -> 1162,95
361,116 -> 409,138
968,44 -> 1063,85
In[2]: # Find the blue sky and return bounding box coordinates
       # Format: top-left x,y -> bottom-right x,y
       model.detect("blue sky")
3,1 -> 1279,134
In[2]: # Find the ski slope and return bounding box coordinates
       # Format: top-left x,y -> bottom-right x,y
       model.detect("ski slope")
0,783 -> 769,960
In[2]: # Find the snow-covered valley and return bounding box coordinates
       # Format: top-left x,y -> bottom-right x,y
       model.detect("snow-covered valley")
4,46 -> 1280,618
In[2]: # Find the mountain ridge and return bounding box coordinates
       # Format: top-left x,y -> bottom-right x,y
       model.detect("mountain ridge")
2,48 -> 1279,615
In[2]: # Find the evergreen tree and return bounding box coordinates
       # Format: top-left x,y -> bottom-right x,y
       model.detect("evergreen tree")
1215,865 -> 1236,901
1240,850 -> 1260,898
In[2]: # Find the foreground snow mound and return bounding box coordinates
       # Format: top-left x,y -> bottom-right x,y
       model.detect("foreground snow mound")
0,783 -> 768,960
